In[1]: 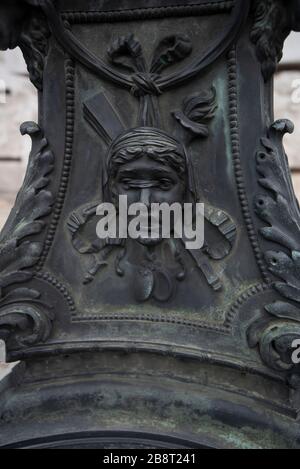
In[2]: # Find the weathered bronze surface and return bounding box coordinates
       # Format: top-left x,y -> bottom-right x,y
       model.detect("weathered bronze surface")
0,0 -> 300,448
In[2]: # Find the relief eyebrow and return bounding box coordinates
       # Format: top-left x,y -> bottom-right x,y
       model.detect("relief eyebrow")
118,170 -> 138,176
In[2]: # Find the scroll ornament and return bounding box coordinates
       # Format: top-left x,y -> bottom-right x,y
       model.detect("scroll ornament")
251,0 -> 300,81
249,120 -> 300,376
0,123 -> 55,348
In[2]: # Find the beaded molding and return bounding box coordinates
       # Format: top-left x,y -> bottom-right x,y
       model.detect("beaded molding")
35,271 -> 76,313
71,282 -> 268,333
71,312 -> 230,333
36,57 -> 75,270
62,1 -> 234,24
224,282 -> 270,328
227,48 -> 270,284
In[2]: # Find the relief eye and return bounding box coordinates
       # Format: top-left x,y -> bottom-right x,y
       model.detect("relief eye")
120,178 -> 131,186
160,179 -> 173,190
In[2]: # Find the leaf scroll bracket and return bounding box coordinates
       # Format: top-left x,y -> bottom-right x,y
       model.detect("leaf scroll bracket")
0,122 -> 55,349
248,120 -> 300,375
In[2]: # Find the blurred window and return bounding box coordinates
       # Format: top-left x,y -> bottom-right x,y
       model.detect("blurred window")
0,49 -> 37,229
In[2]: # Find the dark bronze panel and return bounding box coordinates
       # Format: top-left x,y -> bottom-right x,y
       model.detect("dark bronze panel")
0,0 -> 300,448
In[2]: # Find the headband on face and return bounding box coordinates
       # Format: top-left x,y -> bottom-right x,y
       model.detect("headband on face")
108,128 -> 185,163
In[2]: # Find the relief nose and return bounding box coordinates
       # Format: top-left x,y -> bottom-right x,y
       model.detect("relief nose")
140,188 -> 151,206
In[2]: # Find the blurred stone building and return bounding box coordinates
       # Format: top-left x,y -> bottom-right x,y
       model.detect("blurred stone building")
274,34 -> 300,196
0,34 -> 299,231
0,49 -> 37,229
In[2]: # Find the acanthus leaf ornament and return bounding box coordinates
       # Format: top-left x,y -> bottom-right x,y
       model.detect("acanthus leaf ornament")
249,120 -> 300,373
0,304 -> 54,348
250,0 -> 299,81
0,1 -> 50,90
173,87 -> 217,139
0,122 -> 55,347
19,11 -> 50,91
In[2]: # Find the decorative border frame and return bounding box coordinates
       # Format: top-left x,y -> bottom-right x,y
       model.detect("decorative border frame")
68,47 -> 270,330
71,282 -> 270,334
35,270 -> 76,313
227,48 -> 270,284
36,58 -> 76,270
28,11 -> 270,335
32,35 -> 270,333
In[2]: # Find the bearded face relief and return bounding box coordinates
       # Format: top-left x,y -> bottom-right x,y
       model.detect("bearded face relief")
106,128 -> 188,246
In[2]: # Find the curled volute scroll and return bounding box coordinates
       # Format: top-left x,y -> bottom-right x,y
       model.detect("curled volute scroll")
0,123 -> 55,348
251,0 -> 300,81
249,121 -> 300,376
